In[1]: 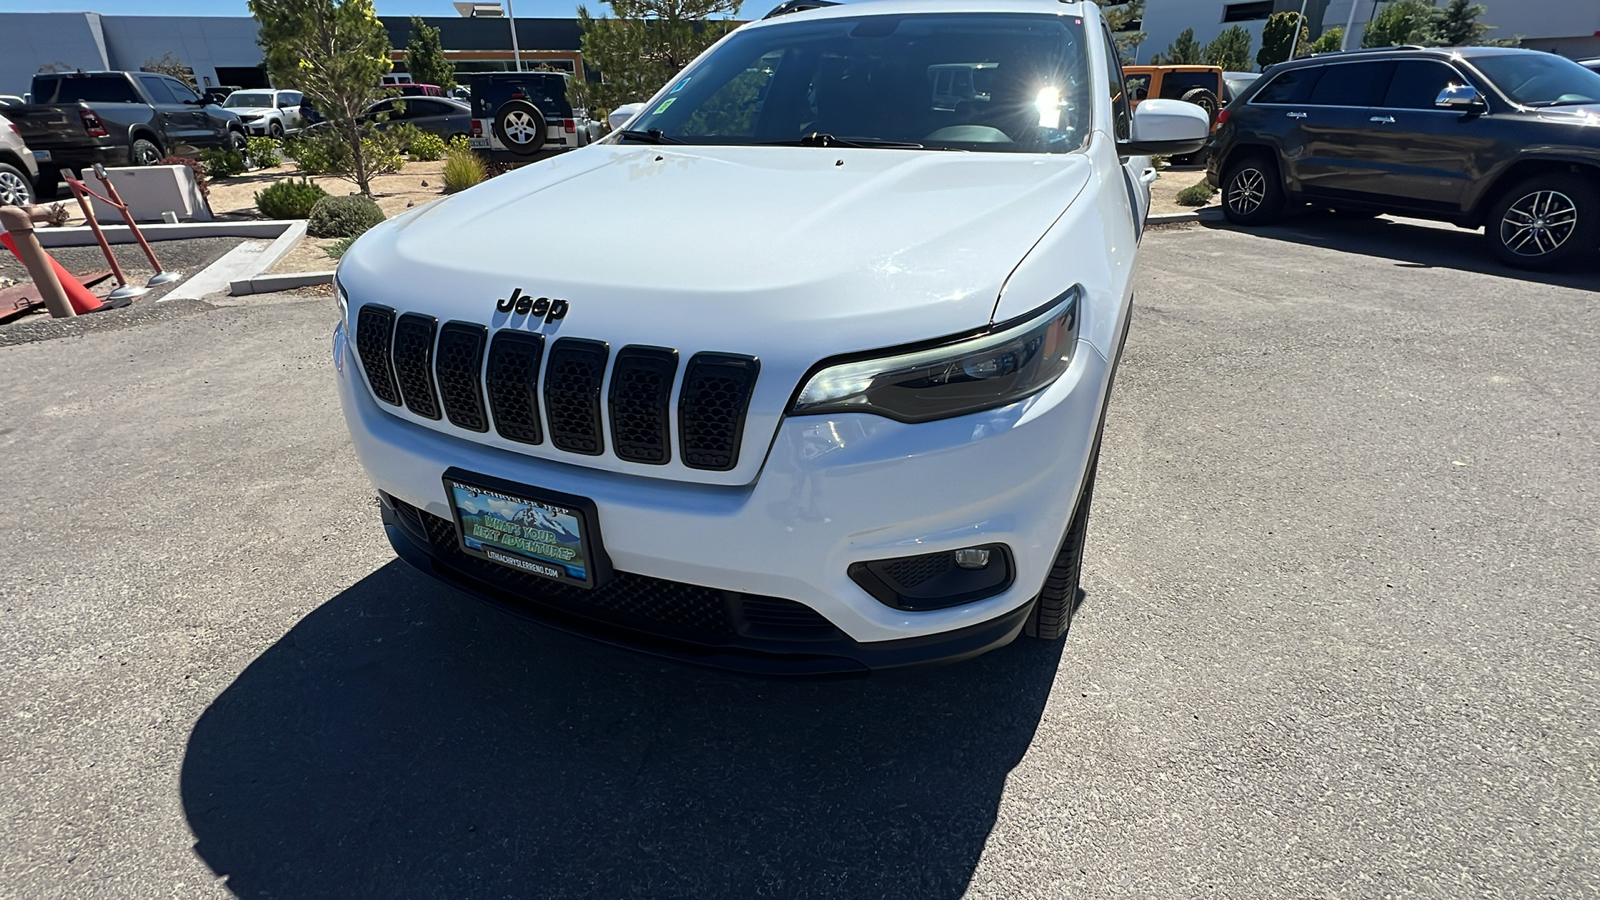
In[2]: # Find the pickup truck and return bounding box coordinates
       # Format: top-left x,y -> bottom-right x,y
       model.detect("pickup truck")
6,71 -> 247,193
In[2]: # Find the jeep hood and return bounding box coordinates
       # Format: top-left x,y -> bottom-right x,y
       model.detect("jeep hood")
341,144 -> 1091,355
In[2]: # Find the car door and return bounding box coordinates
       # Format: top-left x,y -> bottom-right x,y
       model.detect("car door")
1237,65 -> 1325,191
276,91 -> 303,132
1357,60 -> 1499,211
163,77 -> 220,149
136,74 -> 198,153
1290,60 -> 1396,200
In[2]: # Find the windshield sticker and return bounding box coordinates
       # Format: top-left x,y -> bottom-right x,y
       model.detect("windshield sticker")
670,78 -> 690,93
653,97 -> 677,114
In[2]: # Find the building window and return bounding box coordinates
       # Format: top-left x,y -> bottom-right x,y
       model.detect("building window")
1223,1 -> 1275,21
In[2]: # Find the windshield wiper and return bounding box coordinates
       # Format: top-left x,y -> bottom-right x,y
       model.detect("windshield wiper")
618,128 -> 683,144
761,132 -> 925,149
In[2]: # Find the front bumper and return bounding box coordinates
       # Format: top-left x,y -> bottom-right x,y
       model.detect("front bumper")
334,318 -> 1109,665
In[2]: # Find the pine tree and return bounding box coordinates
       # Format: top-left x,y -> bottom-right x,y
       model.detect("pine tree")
1257,12 -> 1310,68
1200,25 -> 1253,71
405,17 -> 455,91
1361,0 -> 1432,48
1160,28 -> 1202,65
576,0 -> 740,118
1430,0 -> 1493,46
1093,0 -> 1147,63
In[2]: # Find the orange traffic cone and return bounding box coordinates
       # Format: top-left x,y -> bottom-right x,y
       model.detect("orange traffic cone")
1,232 -> 104,314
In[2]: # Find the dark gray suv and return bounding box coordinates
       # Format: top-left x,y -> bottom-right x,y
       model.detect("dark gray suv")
1206,47 -> 1600,270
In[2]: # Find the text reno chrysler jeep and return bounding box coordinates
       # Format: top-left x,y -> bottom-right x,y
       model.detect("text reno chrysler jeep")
333,0 -> 1209,673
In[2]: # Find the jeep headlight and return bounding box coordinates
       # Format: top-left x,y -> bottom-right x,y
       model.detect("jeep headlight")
790,286 -> 1080,423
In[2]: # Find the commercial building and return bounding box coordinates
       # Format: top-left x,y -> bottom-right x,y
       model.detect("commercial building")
1137,0 -> 1600,65
0,10 -> 587,98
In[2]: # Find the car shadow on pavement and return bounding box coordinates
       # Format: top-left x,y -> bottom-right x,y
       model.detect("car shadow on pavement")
1203,211 -> 1600,292
181,560 -> 1063,900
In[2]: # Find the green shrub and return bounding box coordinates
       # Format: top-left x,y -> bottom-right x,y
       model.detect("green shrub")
441,144 -> 487,193
407,131 -> 448,161
360,130 -> 406,178
289,131 -> 351,176
323,235 -> 358,260
447,134 -> 473,154
246,136 -> 283,168
308,193 -> 386,238
1176,181 -> 1217,207
200,147 -> 246,178
254,177 -> 328,219
386,122 -> 423,150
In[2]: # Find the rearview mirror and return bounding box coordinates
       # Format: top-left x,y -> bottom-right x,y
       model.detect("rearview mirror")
608,102 -> 644,133
1435,83 -> 1485,111
1118,99 -> 1210,157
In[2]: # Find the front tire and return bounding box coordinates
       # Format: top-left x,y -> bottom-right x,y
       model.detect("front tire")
0,163 -> 35,207
268,121 -> 284,139
227,130 -> 248,154
1486,174 -> 1600,270
1025,461 -> 1097,640
1221,154 -> 1285,225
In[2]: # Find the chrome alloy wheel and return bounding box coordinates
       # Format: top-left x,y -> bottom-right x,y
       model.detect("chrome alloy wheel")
1228,167 -> 1267,216
503,110 -> 540,144
0,169 -> 31,207
1499,189 -> 1578,257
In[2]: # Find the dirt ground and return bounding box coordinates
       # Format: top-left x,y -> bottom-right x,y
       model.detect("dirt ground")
1148,165 -> 1217,216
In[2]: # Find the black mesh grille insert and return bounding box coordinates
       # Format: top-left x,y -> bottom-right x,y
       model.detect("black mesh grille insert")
609,346 -> 678,465
879,551 -> 953,589
354,305 -> 400,406
679,353 -> 759,471
435,323 -> 488,432
392,313 -> 441,420
485,331 -> 545,445
544,338 -> 609,455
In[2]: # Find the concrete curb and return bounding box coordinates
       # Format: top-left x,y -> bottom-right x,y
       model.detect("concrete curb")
229,270 -> 335,295
36,219 -> 299,249
1148,207 -> 1224,225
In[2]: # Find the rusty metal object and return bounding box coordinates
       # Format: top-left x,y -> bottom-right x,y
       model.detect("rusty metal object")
0,205 -> 75,318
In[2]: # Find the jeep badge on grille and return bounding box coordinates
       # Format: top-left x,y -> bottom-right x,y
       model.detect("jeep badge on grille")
497,288 -> 568,324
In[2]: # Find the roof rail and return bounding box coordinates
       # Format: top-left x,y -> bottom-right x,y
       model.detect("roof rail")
1309,44 -> 1429,56
763,0 -> 838,18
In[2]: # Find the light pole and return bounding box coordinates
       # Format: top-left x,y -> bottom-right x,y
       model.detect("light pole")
505,0 -> 523,72
1288,0 -> 1309,58
1339,0 -> 1366,52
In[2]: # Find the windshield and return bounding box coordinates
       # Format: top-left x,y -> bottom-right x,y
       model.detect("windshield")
624,13 -> 1092,153
1472,53 -> 1600,107
224,91 -> 275,108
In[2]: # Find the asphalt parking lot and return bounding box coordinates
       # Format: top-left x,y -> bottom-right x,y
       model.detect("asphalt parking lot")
1,217 -> 1596,899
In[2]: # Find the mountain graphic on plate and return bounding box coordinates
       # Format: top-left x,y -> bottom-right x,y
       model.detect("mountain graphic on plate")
511,505 -> 581,544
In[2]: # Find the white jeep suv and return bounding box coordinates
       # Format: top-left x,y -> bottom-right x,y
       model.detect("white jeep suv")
333,0 -> 1207,673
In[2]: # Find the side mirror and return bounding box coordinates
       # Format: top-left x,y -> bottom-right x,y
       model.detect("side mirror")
608,102 -> 645,132
1435,83 -> 1485,112
1118,98 -> 1209,157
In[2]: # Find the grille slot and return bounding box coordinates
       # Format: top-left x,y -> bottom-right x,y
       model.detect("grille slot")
392,313 -> 441,420
879,551 -> 953,589
485,331 -> 545,445
544,338 -> 609,456
609,346 -> 678,465
679,353 -> 759,471
435,323 -> 488,432
354,305 -> 400,405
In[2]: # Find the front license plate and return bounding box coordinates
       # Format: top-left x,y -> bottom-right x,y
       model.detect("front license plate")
33,150 -> 52,162
443,469 -> 609,589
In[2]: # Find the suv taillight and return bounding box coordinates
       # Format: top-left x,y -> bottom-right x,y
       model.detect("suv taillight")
563,119 -> 575,133
80,108 -> 109,138
470,119 -> 482,136
1216,108 -> 1230,126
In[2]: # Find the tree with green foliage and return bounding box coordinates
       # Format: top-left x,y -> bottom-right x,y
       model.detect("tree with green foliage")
1304,25 -> 1343,55
249,0 -> 393,195
1361,0 -> 1433,47
1200,25 -> 1253,72
576,0 -> 740,119
1154,28 -> 1202,65
1257,12 -> 1310,68
1429,0 -> 1496,46
142,53 -> 198,90
405,17 -> 455,91
1093,0 -> 1147,63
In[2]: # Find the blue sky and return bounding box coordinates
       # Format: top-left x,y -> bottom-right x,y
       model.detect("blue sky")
0,0 -> 616,15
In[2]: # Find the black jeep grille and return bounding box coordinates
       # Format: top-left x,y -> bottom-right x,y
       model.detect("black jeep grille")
355,305 -> 759,471
354,305 -> 400,405
435,323 -> 488,432
395,499 -> 839,643
392,313 -> 441,420
609,347 -> 678,464
679,353 -> 760,471
543,338 -> 609,455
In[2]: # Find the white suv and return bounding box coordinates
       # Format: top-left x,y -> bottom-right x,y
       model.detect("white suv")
333,0 -> 1207,673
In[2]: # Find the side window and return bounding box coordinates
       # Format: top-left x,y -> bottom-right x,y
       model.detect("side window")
1159,72 -> 1220,101
1124,73 -> 1151,102
1101,24 -> 1130,139
1307,61 -> 1396,106
1382,61 -> 1470,109
166,78 -> 201,104
1252,67 -> 1323,104
138,75 -> 177,105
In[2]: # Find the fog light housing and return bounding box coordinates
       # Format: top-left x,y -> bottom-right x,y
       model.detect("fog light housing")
848,544 -> 1013,612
